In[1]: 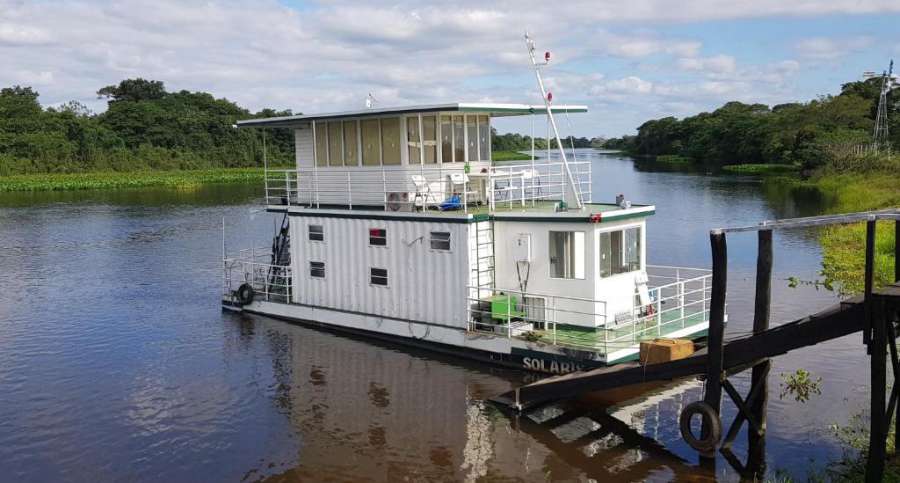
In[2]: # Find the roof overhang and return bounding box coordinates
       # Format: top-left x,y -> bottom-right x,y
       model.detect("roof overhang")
236,102 -> 588,128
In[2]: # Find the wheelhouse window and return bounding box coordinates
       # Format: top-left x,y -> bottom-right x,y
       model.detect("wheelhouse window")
422,115 -> 437,164
328,121 -> 343,166
478,115 -> 490,161
598,226 -> 642,278
361,119 -> 380,166
380,118 -> 401,165
406,116 -> 420,165
549,231 -> 585,279
310,261 -> 325,278
314,122 -> 327,167
369,228 -> 387,246
466,115 -> 478,162
453,115 -> 464,162
343,121 -> 358,166
309,225 -> 324,241
430,231 -> 451,250
370,267 -> 388,286
441,115 -> 453,163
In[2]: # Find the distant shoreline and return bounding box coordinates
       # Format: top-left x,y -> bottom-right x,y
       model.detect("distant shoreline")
0,168 -> 271,192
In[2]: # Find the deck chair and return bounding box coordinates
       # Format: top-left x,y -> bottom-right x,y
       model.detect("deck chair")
410,174 -> 434,210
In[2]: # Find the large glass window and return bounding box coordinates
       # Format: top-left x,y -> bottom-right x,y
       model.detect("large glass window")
314,122 -> 327,167
343,121 -> 358,166
478,115 -> 490,161
422,115 -> 437,164
381,118 -> 401,165
361,119 -> 380,166
467,116 -> 478,162
328,121 -> 343,166
599,227 -> 642,278
453,115 -> 464,162
440,115 -> 453,163
549,231 -> 585,279
406,116 -> 420,165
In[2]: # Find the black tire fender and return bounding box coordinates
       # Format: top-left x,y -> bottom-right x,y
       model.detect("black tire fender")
679,401 -> 722,453
236,283 -> 255,305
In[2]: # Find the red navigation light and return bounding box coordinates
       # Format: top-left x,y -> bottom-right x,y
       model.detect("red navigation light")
590,213 -> 602,223
547,91 -> 553,102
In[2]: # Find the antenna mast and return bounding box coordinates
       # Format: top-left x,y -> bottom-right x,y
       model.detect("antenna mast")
524,32 -> 584,209
873,60 -> 893,154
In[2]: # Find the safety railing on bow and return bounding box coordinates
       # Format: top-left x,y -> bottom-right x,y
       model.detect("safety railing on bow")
465,266 -> 712,358
263,159 -> 592,213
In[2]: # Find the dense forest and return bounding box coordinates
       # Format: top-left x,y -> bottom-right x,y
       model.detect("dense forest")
0,78 -> 295,175
0,77 -> 613,175
603,76 -> 899,172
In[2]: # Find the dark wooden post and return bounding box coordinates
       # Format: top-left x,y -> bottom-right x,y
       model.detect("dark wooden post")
748,229 -> 772,477
703,230 -> 728,459
865,219 -> 887,482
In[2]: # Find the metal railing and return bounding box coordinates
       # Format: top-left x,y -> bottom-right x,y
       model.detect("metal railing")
465,267 -> 712,356
223,257 -> 292,303
263,159 -> 591,213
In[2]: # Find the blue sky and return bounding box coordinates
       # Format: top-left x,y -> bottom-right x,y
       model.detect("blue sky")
2,0 -> 898,138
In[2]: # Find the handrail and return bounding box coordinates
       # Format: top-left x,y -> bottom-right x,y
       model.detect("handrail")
263,159 -> 592,213
715,209 -> 900,233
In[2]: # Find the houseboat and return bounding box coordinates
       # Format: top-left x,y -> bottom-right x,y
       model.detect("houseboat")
222,39 -> 715,374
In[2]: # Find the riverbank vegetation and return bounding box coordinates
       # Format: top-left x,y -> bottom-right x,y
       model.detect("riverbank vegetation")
0,79 -> 294,176
0,168 -> 265,192
603,75 -> 898,174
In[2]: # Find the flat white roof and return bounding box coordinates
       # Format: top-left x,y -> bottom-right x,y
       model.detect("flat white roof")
237,102 -> 588,128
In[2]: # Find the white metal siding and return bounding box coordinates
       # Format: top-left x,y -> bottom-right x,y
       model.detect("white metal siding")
295,125 -> 314,168
291,216 -> 471,327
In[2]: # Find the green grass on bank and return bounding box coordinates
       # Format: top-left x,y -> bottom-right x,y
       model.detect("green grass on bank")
491,150 -> 532,161
655,154 -> 693,165
722,163 -> 800,175
769,168 -> 898,294
0,168 -> 268,192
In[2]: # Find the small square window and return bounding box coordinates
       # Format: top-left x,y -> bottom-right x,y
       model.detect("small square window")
369,228 -> 387,246
370,267 -> 388,286
310,261 -> 325,278
430,231 -> 451,250
309,225 -> 324,241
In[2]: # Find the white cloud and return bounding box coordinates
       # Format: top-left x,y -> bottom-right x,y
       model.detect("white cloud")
795,36 -> 873,60
0,0 -> 896,137
677,55 -> 736,75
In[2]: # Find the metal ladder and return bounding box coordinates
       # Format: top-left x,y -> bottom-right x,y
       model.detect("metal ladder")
472,220 -> 495,294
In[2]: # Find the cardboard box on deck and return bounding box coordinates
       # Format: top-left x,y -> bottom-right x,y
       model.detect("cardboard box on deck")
639,338 -> 694,365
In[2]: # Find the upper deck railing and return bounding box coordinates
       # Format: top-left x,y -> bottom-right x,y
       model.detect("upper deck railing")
263,159 -> 591,213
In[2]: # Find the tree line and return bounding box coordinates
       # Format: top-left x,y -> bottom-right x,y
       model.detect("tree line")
491,130 -> 605,151
0,78 -> 294,175
603,76 -> 898,172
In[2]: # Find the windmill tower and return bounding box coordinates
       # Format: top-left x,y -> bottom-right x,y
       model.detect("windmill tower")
872,60 -> 893,154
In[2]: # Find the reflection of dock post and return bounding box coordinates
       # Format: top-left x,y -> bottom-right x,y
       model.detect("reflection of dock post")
702,231 -> 728,462
748,229 -> 772,477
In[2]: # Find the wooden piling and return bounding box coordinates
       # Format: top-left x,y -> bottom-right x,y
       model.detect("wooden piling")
865,219 -> 886,482
703,231 -> 728,458
748,229 -> 772,476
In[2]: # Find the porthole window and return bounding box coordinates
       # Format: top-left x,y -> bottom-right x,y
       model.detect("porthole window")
310,261 -> 325,278
309,225 -> 324,241
430,231 -> 451,250
370,267 -> 388,286
369,228 -> 387,246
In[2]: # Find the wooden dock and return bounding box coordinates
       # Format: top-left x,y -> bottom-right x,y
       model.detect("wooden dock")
492,209 -> 900,481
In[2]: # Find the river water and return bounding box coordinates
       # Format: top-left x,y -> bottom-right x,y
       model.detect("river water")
0,151 -> 871,482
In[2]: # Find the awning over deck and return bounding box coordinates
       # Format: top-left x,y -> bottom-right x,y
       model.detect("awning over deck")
237,102 -> 588,128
